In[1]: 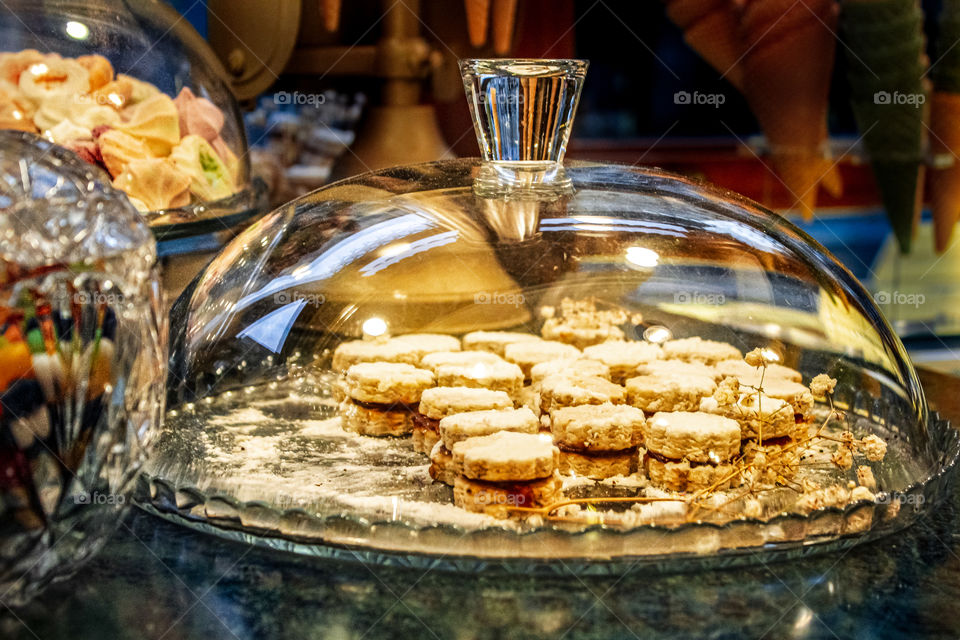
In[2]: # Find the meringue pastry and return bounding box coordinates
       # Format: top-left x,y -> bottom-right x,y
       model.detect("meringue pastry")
117,73 -> 160,105
91,77 -> 134,110
44,119 -> 92,145
117,93 -> 180,156
97,128 -> 153,178
0,49 -> 45,87
0,89 -> 37,132
31,94 -> 73,131
73,101 -> 121,129
212,136 -> 241,183
169,134 -> 235,201
75,55 -> 114,91
112,158 -> 191,211
65,138 -> 102,167
19,58 -> 90,103
33,94 -> 120,132
174,87 -> 224,142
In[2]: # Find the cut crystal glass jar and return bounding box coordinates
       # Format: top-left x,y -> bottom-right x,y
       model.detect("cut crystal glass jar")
0,131 -> 166,602
154,59 -> 959,571
0,0 -> 266,235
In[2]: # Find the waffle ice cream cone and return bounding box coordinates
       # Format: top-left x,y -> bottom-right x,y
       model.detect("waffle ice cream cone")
739,0 -> 840,219
930,2 -> 960,251
769,154 -> 831,215
928,98 -> 960,251
321,0 -> 342,32
841,0 -> 928,252
820,162 -> 844,198
465,0 -> 491,48
492,0 -> 518,54
665,0 -> 746,89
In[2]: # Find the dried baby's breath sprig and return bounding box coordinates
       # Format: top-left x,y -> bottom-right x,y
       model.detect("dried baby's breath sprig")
831,447 -> 854,470
744,348 -> 770,368
714,376 -> 740,406
822,431 -> 886,469
688,362 -> 881,521
796,490 -> 825,514
796,484 -> 855,514
857,465 -> 877,490
860,434 -> 887,462
809,374 -> 837,399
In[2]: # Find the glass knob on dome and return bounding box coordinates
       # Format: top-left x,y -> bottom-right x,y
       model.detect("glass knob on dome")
460,58 -> 588,167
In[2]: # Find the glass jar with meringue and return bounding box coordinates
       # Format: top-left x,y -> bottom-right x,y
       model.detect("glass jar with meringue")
0,0 -> 265,234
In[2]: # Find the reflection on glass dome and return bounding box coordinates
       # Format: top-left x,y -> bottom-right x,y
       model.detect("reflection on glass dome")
150,59 -> 959,570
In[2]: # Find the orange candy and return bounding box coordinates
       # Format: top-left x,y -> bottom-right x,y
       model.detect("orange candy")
0,337 -> 34,391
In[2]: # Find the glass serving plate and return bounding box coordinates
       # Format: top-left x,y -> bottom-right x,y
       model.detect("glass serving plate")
141,59 -> 960,572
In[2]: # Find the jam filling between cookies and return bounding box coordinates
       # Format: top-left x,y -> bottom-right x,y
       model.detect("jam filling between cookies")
742,435 -> 794,449
644,450 -> 727,468
557,443 -> 639,459
352,399 -> 417,413
412,412 -> 439,433
467,478 -> 548,507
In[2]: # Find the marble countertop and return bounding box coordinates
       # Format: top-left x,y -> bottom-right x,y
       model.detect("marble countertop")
4,368 -> 960,640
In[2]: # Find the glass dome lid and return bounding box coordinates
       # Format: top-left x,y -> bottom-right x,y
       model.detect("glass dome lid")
152,59 -> 959,570
0,0 -> 266,234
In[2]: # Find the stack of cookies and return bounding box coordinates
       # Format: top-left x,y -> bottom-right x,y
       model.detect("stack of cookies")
583,340 -> 663,384
420,345 -> 524,401
538,372 -> 626,416
550,403 -> 646,478
523,358 -> 611,419
662,336 -> 743,365
503,339 -> 582,381
462,330 -> 541,356
413,387 -> 512,453
340,362 -> 435,436
332,334 -> 457,403
642,411 -> 741,492
700,390 -> 799,473
430,407 -> 540,485
452,430 -> 562,517
625,372 -> 716,413
433,357 -> 524,400
703,355 -> 812,480
538,298 -> 636,348
332,333 -> 461,372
